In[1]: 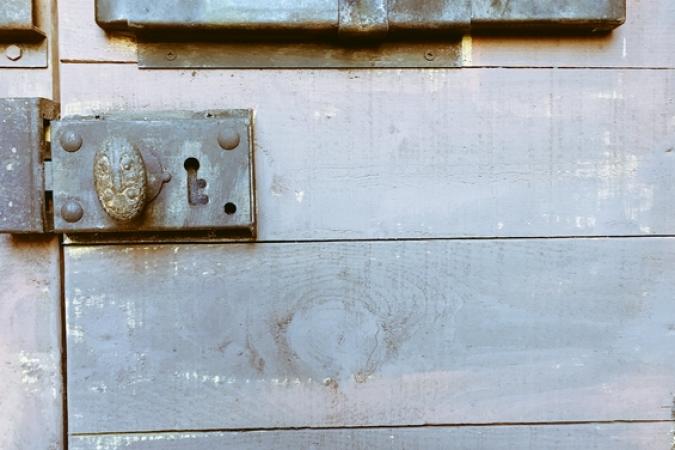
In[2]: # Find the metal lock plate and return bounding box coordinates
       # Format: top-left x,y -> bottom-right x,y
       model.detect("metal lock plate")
0,0 -> 48,68
50,111 -> 256,240
96,0 -> 626,69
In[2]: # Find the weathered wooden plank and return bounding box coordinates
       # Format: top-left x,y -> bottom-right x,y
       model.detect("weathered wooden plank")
66,238 -> 675,433
0,1 -> 63,448
69,423 -> 675,450
470,0 -> 675,68
0,236 -> 62,450
59,0 -> 675,68
58,0 -> 136,63
0,71 -> 54,98
61,65 -> 675,240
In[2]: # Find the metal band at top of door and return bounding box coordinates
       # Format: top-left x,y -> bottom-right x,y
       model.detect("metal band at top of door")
94,0 -> 627,69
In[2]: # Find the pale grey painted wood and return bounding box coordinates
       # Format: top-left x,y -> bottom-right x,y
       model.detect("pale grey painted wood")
0,1 -> 63,448
470,0 -> 675,68
69,423 -> 675,450
57,4 -> 675,447
59,0 -> 675,69
61,65 -> 675,240
0,71 -> 54,99
0,236 -> 63,450
58,0 -> 136,63
66,238 -> 675,433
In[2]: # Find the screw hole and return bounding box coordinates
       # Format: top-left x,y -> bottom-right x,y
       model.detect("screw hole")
224,203 -> 237,215
184,157 -> 200,170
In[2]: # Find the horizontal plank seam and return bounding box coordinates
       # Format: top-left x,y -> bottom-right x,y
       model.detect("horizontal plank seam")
63,234 -> 675,247
59,60 -> 675,70
60,59 -> 137,64
467,66 -> 675,71
70,420 -> 675,437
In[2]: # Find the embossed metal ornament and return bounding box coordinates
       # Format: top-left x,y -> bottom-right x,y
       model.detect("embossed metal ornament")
94,138 -> 148,221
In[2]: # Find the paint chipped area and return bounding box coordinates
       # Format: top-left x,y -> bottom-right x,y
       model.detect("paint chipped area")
63,101 -> 116,116
67,325 -> 85,343
74,432 -> 201,450
9,351 -> 60,395
571,153 -> 657,233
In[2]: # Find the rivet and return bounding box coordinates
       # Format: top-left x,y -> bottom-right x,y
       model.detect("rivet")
424,50 -> 436,62
166,51 -> 177,61
61,200 -> 84,223
60,130 -> 83,152
5,45 -> 22,61
217,128 -> 241,150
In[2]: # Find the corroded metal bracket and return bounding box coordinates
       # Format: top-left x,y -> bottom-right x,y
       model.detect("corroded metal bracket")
97,0 -> 626,36
96,0 -> 625,68
0,100 -> 256,240
0,0 -> 44,41
0,98 -> 57,233
0,0 -> 48,68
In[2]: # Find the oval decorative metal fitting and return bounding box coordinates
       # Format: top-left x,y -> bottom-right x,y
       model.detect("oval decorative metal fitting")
94,138 -> 148,221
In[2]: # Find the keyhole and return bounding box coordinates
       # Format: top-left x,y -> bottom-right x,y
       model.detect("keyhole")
184,158 -> 209,206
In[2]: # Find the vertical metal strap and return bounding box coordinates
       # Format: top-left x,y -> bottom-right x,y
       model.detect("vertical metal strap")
0,98 -> 58,233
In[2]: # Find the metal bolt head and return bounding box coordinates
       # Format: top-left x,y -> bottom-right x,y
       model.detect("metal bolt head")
61,200 -> 84,223
166,51 -> 177,61
217,128 -> 241,150
60,130 -> 83,152
5,45 -> 22,61
424,50 -> 436,62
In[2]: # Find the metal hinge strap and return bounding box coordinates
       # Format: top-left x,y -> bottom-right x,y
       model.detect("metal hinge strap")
97,0 -> 626,38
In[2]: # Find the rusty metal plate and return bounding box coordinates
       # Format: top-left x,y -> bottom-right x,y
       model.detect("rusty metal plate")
99,0 -> 625,69
139,40 -> 462,69
0,0 -> 45,41
0,98 -> 57,233
470,0 -> 625,31
0,41 -> 48,68
0,0 -> 48,68
97,0 -> 625,35
51,111 -> 256,240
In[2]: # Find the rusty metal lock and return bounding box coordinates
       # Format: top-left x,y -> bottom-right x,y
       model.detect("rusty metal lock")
0,99 -> 256,241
